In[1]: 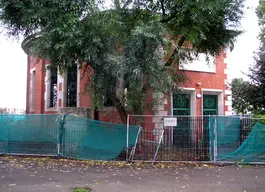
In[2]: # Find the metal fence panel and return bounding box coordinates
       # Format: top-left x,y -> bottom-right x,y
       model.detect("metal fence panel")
129,115 -> 265,164
129,115 -> 213,162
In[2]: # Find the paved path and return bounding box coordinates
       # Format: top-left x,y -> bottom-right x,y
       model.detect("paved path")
0,157 -> 265,192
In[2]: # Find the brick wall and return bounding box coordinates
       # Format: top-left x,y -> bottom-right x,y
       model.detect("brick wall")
26,51 -> 229,123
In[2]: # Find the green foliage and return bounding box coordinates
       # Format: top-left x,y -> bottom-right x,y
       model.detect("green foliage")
0,0 -> 245,122
72,187 -> 90,192
231,78 -> 265,114
231,78 -> 253,114
252,114 -> 265,125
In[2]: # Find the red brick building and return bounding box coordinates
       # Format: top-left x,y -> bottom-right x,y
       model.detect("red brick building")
25,50 -> 232,125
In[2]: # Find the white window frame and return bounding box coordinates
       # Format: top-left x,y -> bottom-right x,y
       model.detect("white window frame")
179,53 -> 216,73
62,66 -> 80,108
45,65 -> 58,111
29,68 -> 36,112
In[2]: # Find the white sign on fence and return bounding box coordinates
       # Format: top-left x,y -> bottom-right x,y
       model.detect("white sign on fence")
163,117 -> 177,127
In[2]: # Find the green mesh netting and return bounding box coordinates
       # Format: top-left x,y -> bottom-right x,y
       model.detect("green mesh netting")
0,115 -> 59,155
216,116 -> 241,146
209,116 -> 241,161
62,115 -> 140,160
0,114 -> 140,161
217,122 -> 265,162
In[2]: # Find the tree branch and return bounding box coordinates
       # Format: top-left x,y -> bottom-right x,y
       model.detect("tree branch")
109,88 -> 127,124
160,0 -> 166,16
164,36 -> 186,66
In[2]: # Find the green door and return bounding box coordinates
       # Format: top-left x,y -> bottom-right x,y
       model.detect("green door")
202,95 -> 218,159
203,95 -> 218,115
172,94 -> 190,148
173,94 -> 190,115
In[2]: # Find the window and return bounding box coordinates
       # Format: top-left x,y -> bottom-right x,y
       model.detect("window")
66,64 -> 77,107
104,95 -> 114,107
46,66 -> 58,109
29,70 -> 36,112
49,67 -> 58,108
179,53 -> 216,73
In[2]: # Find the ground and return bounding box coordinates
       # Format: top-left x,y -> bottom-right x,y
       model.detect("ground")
0,156 -> 265,192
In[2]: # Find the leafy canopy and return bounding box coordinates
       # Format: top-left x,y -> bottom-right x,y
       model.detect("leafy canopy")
244,0 -> 265,114
231,78 -> 256,114
0,0 -> 244,122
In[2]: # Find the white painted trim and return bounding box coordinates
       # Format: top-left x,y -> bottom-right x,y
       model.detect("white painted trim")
223,58 -> 228,64
182,88 -> 196,116
62,71 -> 68,107
180,54 -> 216,73
201,88 -> 223,93
225,100 -> 232,106
29,70 -> 36,112
57,73 -> 64,108
77,67 -> 80,107
181,87 -> 196,91
44,66 -> 59,112
225,90 -> 232,95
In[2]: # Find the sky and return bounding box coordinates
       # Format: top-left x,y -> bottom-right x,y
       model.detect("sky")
0,0 -> 261,109
228,0 -> 260,80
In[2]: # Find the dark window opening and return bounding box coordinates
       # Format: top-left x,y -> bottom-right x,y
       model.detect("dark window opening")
49,67 -> 58,108
104,95 -> 114,107
67,64 -> 77,107
94,109 -> 99,120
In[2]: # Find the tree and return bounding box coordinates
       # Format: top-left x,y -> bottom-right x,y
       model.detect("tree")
0,0 -> 245,123
231,78 -> 253,114
246,0 -> 265,114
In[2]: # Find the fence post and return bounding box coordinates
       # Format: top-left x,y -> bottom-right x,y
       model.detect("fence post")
153,129 -> 164,164
8,120 -> 10,153
213,116 -> 217,164
57,114 -> 64,156
126,114 -> 130,161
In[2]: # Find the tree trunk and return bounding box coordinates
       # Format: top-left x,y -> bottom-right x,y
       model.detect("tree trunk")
109,90 -> 127,124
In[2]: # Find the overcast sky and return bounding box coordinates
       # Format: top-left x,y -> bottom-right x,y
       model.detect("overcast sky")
0,0 -> 261,109
228,0 -> 260,80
